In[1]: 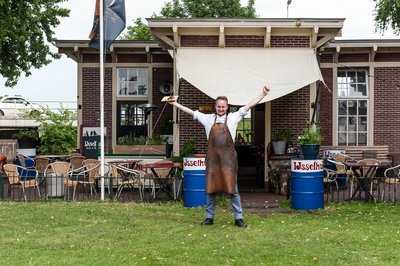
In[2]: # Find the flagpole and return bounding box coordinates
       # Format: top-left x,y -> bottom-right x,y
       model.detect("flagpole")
99,0 -> 105,201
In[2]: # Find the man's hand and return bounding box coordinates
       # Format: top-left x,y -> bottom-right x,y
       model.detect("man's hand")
162,95 -> 178,104
262,85 -> 270,96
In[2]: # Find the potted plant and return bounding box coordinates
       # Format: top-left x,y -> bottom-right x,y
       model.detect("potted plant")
297,125 -> 322,160
272,129 -> 292,155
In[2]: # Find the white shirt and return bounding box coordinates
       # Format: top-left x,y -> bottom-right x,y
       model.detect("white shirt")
193,107 -> 249,140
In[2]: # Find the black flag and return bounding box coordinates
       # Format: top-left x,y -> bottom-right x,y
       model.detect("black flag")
89,0 -> 126,50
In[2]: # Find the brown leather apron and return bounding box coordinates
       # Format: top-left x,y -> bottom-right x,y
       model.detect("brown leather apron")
206,114 -> 238,194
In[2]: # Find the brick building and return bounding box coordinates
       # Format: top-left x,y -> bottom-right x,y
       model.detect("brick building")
57,18 -> 400,189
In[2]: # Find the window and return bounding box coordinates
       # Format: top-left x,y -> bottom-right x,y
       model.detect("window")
337,69 -> 368,146
117,68 -> 148,96
119,103 -> 145,126
236,113 -> 252,144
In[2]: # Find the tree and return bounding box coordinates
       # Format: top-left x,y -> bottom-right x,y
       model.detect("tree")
0,0 -> 69,87
122,0 -> 257,40
160,0 -> 257,18
25,106 -> 77,155
375,0 -> 400,33
121,18 -> 153,41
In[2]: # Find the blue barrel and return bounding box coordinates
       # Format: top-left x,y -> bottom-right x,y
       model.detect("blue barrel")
291,159 -> 324,210
183,157 -> 206,207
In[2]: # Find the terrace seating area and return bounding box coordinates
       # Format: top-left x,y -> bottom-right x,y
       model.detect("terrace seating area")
0,153 -> 182,202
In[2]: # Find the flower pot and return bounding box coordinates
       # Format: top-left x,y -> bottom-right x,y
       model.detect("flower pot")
301,144 -> 320,159
272,141 -> 286,155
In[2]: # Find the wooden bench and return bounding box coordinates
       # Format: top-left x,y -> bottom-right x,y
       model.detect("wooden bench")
321,145 -> 390,161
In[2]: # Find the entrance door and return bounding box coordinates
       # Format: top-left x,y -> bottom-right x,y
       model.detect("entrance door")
116,101 -> 147,143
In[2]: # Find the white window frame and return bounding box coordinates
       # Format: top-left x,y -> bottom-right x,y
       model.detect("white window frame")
117,67 -> 149,97
336,69 -> 369,146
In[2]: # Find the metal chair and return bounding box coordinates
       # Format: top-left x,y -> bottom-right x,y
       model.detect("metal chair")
69,155 -> 86,171
382,164 -> 400,201
3,164 -> 41,201
357,159 -> 380,201
109,163 -> 145,201
67,161 -> 100,200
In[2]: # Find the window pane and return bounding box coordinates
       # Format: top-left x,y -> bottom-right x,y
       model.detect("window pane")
357,71 -> 366,83
348,116 -> 356,131
347,71 -> 356,83
127,82 -> 137,95
338,83 -> 348,97
118,69 -> 127,81
338,117 -> 347,132
358,133 -> 367,145
348,101 -> 357,115
338,133 -> 346,145
358,100 -> 367,115
358,116 -> 367,131
357,84 -> 367,96
338,100 -> 347,115
348,133 -> 356,145
119,81 -> 127,95
348,83 -> 357,97
338,71 -> 346,78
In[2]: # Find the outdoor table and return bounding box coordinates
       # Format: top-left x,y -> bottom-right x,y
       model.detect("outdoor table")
138,160 -> 182,200
107,160 -> 141,169
345,159 -> 392,201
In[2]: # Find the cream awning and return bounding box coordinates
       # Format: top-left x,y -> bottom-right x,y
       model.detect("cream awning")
176,47 -> 323,105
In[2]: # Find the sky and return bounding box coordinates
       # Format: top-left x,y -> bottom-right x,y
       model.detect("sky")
0,0 -> 397,109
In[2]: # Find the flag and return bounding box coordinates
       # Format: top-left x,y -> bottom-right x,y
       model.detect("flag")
89,0 -> 126,50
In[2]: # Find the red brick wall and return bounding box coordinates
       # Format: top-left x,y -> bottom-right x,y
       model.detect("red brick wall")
338,53 -> 369,62
270,36 -> 310,48
375,53 -> 400,62
152,54 -> 173,63
225,35 -> 264,47
82,54 -> 112,63
271,87 -> 310,145
152,68 -> 174,135
181,36 -> 219,47
320,68 -> 333,145
178,79 -> 214,153
374,67 -> 400,152
319,53 -> 334,63
81,67 -> 113,152
117,54 -> 147,63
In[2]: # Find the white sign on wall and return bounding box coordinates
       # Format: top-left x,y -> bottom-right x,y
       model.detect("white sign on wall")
183,157 -> 206,171
291,160 -> 323,173
83,127 -> 107,137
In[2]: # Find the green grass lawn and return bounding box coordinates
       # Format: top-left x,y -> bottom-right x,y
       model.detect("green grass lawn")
0,201 -> 399,266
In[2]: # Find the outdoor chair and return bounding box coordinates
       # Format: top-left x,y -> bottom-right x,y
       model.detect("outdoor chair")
69,155 -> 86,170
44,162 -> 72,199
109,163 -> 145,201
3,164 -> 41,201
16,153 -> 36,180
323,159 -> 341,192
382,164 -> 400,201
66,161 -> 100,200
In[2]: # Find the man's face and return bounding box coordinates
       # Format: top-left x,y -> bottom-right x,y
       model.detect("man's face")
215,99 -> 228,116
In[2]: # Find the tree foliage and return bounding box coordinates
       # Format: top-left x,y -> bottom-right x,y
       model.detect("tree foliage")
121,18 -> 153,41
0,0 -> 69,87
122,0 -> 257,40
25,106 -> 77,155
160,0 -> 257,18
375,0 -> 400,33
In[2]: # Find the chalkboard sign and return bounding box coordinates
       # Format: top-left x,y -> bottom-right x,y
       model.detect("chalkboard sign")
82,135 -> 100,159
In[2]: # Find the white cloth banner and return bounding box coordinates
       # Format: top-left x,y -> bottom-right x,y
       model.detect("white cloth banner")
176,47 -> 324,105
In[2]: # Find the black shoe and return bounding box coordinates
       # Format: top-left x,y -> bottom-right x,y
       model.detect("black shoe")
201,218 -> 214,225
234,219 -> 247,228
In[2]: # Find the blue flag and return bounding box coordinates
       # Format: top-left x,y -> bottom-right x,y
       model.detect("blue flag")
89,0 -> 126,50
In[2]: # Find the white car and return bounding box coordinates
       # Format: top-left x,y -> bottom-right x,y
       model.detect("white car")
0,96 -> 40,119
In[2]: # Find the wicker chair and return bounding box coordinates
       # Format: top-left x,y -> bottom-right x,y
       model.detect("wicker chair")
69,155 -> 86,170
3,164 -> 41,201
44,162 -> 72,199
